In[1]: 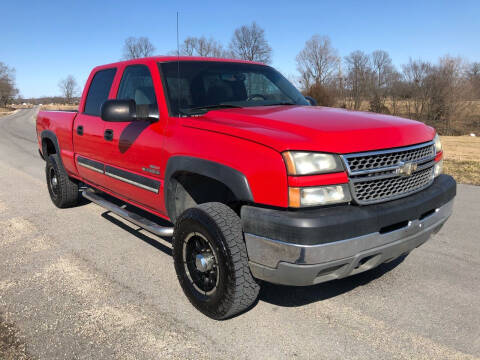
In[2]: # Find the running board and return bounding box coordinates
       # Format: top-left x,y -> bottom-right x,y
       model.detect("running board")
82,188 -> 174,237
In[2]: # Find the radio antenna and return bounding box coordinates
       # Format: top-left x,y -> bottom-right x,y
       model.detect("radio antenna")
176,11 -> 181,116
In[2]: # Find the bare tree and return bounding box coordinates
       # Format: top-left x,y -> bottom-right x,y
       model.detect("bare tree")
344,51 -> 374,110
296,35 -> 340,89
180,37 -> 198,56
384,70 -> 403,115
123,37 -> 155,59
466,62 -> 480,98
426,56 -> 471,134
229,22 -> 272,63
180,36 -> 228,57
371,50 -> 394,88
0,62 -> 18,107
399,56 -> 473,134
366,50 -> 396,113
401,59 -> 433,120
303,82 -> 337,107
58,75 -> 79,104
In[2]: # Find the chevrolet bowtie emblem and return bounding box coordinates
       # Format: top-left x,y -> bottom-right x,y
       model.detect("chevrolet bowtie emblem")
396,161 -> 417,177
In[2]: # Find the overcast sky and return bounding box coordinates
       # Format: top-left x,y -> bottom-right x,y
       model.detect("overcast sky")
1,0 -> 479,98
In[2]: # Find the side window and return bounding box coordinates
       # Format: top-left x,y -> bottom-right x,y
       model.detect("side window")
84,68 -> 116,116
117,65 -> 157,107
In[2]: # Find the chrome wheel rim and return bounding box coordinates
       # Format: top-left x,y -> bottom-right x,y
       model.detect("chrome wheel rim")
49,168 -> 59,196
183,232 -> 219,296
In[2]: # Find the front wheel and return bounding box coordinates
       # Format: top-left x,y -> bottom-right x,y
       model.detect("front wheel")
173,202 -> 260,320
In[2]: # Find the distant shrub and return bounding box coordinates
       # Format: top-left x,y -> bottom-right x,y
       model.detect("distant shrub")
303,82 -> 337,107
368,94 -> 390,114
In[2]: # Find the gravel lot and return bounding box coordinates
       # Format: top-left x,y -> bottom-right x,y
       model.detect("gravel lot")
0,108 -> 479,359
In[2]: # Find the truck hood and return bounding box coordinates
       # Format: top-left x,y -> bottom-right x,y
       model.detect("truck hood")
182,105 -> 435,154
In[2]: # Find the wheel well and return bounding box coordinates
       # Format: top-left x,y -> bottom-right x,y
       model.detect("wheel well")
168,172 -> 241,223
42,138 -> 57,156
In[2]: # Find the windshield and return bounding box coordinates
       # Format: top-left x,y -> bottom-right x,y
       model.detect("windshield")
159,61 -> 308,116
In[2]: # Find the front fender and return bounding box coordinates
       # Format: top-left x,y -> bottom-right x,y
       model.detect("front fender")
164,156 -> 254,220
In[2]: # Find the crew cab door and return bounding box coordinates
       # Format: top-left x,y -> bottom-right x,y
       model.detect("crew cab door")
101,63 -> 167,213
73,68 -> 116,187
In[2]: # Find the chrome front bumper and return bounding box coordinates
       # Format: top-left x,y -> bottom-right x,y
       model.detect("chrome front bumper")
245,199 -> 454,286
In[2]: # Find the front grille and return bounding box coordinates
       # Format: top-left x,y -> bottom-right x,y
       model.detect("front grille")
346,144 -> 434,173
353,167 -> 434,203
342,142 -> 436,204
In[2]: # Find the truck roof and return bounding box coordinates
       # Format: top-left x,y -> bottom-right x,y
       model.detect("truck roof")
93,56 -> 265,71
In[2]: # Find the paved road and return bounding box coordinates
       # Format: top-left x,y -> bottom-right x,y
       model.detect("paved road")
0,108 -> 479,359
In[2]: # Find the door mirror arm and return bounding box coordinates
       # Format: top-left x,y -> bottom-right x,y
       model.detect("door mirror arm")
135,104 -> 159,122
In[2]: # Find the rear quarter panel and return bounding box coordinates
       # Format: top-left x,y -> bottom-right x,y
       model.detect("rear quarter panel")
36,110 -> 78,176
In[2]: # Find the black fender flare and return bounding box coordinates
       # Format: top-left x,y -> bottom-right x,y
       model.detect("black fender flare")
40,130 -> 67,169
164,156 -> 254,221
40,130 -> 60,155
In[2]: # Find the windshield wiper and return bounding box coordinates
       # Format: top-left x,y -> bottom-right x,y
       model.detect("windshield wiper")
264,102 -> 297,106
184,104 -> 243,114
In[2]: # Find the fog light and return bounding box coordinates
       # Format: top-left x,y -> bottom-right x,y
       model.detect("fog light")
289,184 -> 351,207
434,159 -> 443,178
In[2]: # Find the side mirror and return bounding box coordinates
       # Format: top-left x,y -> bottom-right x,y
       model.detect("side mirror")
304,96 -> 318,106
101,99 -> 159,122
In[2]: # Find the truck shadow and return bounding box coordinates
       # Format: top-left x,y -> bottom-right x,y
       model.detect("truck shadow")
258,255 -> 406,308
118,121 -> 150,153
101,212 -> 173,256
95,192 -> 173,257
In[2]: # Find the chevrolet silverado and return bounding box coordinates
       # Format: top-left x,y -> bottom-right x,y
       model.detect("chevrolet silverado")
36,57 -> 456,319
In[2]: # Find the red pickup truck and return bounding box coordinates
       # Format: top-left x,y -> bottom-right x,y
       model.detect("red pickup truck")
37,56 -> 456,319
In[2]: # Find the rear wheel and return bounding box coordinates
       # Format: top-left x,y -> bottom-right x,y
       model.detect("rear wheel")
45,154 -> 79,208
173,202 -> 260,319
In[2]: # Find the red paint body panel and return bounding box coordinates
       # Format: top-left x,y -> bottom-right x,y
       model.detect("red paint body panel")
186,106 -> 436,154
101,162 -> 165,213
163,118 -> 288,210
73,113 -> 109,187
98,60 -> 170,209
36,110 -> 78,175
288,172 -> 349,187
36,56 -> 438,220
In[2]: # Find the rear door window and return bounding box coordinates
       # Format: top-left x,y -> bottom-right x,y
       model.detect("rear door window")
84,68 -> 116,116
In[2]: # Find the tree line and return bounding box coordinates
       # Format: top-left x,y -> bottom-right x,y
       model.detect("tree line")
122,22 -> 272,63
297,35 -> 480,135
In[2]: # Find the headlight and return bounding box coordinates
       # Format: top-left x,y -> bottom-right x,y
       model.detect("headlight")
289,184 -> 352,207
434,159 -> 443,178
283,151 -> 344,175
434,134 -> 442,154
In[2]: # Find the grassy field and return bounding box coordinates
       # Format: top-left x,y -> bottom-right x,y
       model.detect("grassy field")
0,108 -> 15,117
340,99 -> 480,135
441,136 -> 480,185
40,104 -> 78,111
342,99 -> 480,114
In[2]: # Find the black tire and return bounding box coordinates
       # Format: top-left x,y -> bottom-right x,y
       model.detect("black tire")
45,154 -> 79,208
173,202 -> 260,319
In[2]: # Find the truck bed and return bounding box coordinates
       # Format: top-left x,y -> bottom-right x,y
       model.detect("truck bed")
36,110 -> 78,175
